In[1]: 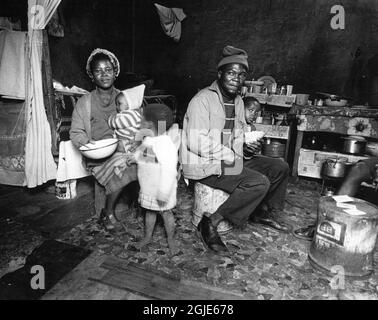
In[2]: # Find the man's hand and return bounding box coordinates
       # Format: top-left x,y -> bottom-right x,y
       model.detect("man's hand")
243,139 -> 263,158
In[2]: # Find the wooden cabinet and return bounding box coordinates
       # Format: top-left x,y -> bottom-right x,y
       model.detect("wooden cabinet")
253,124 -> 291,161
290,105 -> 378,178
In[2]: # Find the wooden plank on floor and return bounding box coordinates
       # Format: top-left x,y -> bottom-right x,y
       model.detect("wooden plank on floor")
43,252 -> 147,300
92,256 -> 247,300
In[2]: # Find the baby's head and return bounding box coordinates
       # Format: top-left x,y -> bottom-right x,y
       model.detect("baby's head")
115,92 -> 129,112
116,84 -> 146,113
140,103 -> 174,137
243,96 -> 261,125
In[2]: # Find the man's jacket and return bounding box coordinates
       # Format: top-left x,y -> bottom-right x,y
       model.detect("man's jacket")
181,81 -> 248,180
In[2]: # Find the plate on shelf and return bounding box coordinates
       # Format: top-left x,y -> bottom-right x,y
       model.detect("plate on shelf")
257,76 -> 276,91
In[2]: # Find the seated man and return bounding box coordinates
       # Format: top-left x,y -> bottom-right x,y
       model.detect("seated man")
294,157 -> 378,240
181,45 -> 291,254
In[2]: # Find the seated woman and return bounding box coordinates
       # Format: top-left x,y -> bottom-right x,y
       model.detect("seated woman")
70,48 -> 138,232
294,157 -> 378,240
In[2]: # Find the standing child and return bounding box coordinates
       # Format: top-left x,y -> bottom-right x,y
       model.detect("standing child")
126,104 -> 179,254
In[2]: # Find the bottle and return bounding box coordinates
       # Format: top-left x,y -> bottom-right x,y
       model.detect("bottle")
281,114 -> 288,126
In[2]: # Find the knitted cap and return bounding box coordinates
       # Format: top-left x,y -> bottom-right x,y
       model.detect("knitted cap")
217,45 -> 249,70
86,48 -> 120,78
122,84 -> 146,110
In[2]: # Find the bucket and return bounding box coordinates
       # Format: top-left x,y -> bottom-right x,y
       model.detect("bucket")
309,196 -> 378,278
262,140 -> 286,158
55,179 -> 77,200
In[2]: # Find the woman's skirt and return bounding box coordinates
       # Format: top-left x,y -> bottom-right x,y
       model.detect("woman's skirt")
91,152 -> 137,194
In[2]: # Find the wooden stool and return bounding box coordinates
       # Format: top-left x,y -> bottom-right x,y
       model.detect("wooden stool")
192,182 -> 233,234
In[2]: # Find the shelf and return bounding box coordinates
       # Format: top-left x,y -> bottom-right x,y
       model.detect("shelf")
254,124 -> 290,140
245,93 -> 296,108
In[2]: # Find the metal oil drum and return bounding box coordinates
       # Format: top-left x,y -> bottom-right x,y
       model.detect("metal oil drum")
309,196 -> 378,278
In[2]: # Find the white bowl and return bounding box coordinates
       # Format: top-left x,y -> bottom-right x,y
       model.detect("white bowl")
79,138 -> 118,159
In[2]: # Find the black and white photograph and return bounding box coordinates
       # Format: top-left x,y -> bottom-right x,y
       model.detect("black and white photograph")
1,0 -> 378,306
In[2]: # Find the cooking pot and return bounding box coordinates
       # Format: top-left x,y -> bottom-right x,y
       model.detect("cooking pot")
366,141 -> 378,157
341,135 -> 366,155
321,156 -> 348,178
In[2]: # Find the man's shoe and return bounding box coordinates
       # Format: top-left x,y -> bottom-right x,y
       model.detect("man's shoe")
197,215 -> 228,253
250,210 -> 292,233
293,225 -> 315,241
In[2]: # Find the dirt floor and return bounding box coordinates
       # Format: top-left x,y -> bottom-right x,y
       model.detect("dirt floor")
1,177 -> 378,300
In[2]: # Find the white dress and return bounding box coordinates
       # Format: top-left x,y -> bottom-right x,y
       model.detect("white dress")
135,135 -> 178,211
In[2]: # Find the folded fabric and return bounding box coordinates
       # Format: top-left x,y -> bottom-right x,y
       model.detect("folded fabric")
122,84 -> 145,110
56,140 -> 90,182
154,3 -> 186,42
0,30 -> 27,100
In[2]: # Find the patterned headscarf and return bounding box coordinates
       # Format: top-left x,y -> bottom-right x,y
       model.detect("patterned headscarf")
86,48 -> 120,78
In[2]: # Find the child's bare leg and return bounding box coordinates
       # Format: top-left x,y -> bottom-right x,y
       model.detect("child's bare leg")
135,210 -> 156,249
161,210 -> 178,254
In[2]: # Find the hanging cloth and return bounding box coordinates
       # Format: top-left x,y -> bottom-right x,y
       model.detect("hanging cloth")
154,3 -> 186,42
24,0 -> 61,188
0,30 -> 27,100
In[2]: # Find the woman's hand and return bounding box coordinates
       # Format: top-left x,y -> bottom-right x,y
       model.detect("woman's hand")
125,153 -> 136,165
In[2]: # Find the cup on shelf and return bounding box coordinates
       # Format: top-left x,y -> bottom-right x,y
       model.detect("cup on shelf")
255,116 -> 263,124
296,94 -> 309,106
286,85 -> 293,96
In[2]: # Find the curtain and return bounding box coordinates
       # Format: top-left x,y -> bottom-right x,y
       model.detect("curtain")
25,0 -> 61,187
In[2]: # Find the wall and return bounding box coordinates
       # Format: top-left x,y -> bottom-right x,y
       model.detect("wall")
4,0 -> 377,109
48,0 -> 134,91
133,0 -> 378,106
